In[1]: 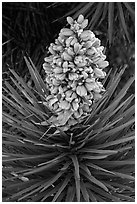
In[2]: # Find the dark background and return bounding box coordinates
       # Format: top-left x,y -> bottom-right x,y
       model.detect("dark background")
2,2 -> 135,91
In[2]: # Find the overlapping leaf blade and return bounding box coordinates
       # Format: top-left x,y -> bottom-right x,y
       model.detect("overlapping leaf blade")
3,57 -> 134,201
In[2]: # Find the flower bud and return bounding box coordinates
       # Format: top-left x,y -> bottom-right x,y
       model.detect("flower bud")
63,61 -> 68,68
82,104 -> 90,112
56,73 -> 66,80
54,67 -> 63,74
80,30 -> 90,39
81,19 -> 88,29
67,16 -> 74,24
74,42 -> 82,54
92,39 -> 101,48
87,47 -> 96,56
65,36 -> 73,47
59,100 -> 71,110
85,82 -> 96,91
51,86 -> 58,94
82,71 -> 88,79
65,90 -> 73,97
76,85 -> 87,96
44,56 -> 53,63
58,36 -> 64,44
49,98 -> 58,106
71,92 -> 77,99
70,37 -> 78,46
52,78 -> 60,86
77,14 -> 84,24
43,63 -> 52,73
72,100 -> 79,111
94,68 -> 106,78
49,46 -> 56,54
93,93 -> 102,100
67,47 -> 75,56
69,73 -> 78,80
84,41 -> 93,49
61,28 -> 74,36
62,52 -> 72,61
97,60 -> 109,69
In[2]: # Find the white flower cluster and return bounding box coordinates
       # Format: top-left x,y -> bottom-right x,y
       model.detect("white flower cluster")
43,15 -> 109,129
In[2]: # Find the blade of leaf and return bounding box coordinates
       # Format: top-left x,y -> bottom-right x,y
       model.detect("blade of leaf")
99,2 -> 108,25
80,169 -> 108,192
123,2 -> 135,19
86,183 -> 120,202
112,192 -> 135,201
89,2 -> 104,29
41,182 -> 62,201
72,2 -> 94,20
39,169 -> 66,192
52,174 -> 72,201
26,56 -> 49,95
4,81 -> 24,103
87,188 -> 97,202
80,163 -> 91,176
9,68 -> 38,102
24,56 -> 45,98
10,180 -> 44,200
23,157 -> 66,176
91,132 -> 134,149
81,154 -> 109,160
69,155 -> 80,202
65,185 -> 75,202
94,159 -> 134,167
112,171 -> 134,181
3,153 -> 57,162
80,179 -> 89,202
53,3 -> 85,22
108,2 -> 114,45
117,2 -> 130,41
89,118 -> 134,142
86,162 -> 115,175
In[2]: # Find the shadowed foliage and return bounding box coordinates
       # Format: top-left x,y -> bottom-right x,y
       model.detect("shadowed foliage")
2,57 -> 135,202
2,2 -> 70,76
53,2 -> 135,45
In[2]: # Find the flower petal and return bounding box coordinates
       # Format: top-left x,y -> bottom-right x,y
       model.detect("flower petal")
93,93 -> 102,100
65,90 -> 73,97
74,42 -> 82,54
52,78 -> 60,86
72,100 -> 79,111
57,110 -> 73,125
69,73 -> 78,80
67,16 -> 74,24
82,104 -> 90,112
85,82 -> 96,91
81,19 -> 88,29
59,100 -> 70,110
94,68 -> 106,78
97,61 -> 109,69
49,98 -> 58,106
77,14 -> 84,24
54,67 -> 63,74
62,52 -> 72,61
56,73 -> 66,80
61,28 -> 74,36
76,85 -> 87,96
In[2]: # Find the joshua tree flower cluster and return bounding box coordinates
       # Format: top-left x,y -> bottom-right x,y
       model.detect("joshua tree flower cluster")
43,14 -> 109,129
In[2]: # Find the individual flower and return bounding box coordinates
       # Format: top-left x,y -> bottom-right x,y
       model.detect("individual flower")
43,14 -> 109,129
